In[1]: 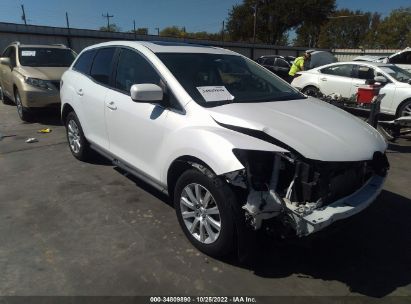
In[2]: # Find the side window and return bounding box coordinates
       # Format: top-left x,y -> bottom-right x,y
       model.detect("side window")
90,48 -> 116,85
264,58 -> 274,65
9,47 -> 16,67
275,58 -> 290,68
2,47 -> 16,67
321,64 -> 354,77
73,50 -> 96,75
390,52 -> 411,64
355,66 -> 376,80
115,48 -> 160,93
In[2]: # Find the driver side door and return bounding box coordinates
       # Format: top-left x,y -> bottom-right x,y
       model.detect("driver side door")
104,48 -> 169,181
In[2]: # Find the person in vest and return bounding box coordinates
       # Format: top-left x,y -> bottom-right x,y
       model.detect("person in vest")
288,51 -> 311,83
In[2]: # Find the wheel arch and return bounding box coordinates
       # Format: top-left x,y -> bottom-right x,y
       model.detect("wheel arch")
166,155 -> 216,199
61,103 -> 75,124
395,97 -> 411,117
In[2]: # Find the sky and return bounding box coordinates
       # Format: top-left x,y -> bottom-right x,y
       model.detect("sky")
0,0 -> 409,35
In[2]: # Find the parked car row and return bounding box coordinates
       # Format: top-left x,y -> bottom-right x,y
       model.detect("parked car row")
0,41 -> 390,259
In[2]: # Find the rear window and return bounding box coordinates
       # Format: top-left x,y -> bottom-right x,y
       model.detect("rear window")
90,48 -> 116,85
73,50 -> 96,75
19,48 -> 76,67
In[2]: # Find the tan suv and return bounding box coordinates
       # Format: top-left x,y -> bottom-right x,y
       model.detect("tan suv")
0,42 -> 76,121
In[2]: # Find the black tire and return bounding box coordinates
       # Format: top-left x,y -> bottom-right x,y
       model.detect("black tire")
302,86 -> 320,97
174,168 -> 237,257
397,99 -> 411,118
65,111 -> 92,161
14,90 -> 32,121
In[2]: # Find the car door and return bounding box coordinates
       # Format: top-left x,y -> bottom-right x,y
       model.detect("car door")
104,47 -> 169,180
71,47 -> 116,150
273,58 -> 291,80
318,64 -> 355,98
0,46 -> 16,98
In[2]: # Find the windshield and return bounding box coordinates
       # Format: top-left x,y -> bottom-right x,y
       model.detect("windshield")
19,48 -> 76,67
156,53 -> 304,107
379,65 -> 411,83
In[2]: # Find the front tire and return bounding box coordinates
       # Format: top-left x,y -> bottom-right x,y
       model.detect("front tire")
398,99 -> 411,118
14,90 -> 32,121
65,111 -> 92,161
302,86 -> 320,97
174,168 -> 237,257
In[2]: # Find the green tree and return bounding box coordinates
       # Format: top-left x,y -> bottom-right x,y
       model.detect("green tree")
376,7 -> 411,48
160,26 -> 185,37
131,28 -> 148,35
318,10 -> 374,48
99,23 -> 121,32
227,0 -> 335,45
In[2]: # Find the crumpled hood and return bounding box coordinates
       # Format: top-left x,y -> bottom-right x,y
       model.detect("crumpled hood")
208,98 -> 387,161
17,66 -> 68,80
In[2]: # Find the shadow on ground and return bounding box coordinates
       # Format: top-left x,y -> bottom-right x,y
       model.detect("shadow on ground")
113,160 -> 411,297
243,190 -> 411,297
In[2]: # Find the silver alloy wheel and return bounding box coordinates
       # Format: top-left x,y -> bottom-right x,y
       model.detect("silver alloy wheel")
67,119 -> 81,154
15,92 -> 23,118
401,103 -> 411,116
180,183 -> 221,244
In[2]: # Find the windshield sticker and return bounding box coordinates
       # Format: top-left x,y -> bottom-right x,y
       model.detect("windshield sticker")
21,51 -> 36,56
196,86 -> 234,102
380,67 -> 395,74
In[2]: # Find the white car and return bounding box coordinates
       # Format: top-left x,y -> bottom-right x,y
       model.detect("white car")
60,41 -> 389,257
354,47 -> 411,72
291,61 -> 411,117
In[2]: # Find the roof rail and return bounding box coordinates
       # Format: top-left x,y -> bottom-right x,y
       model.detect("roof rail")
52,44 -> 67,48
10,41 -> 20,45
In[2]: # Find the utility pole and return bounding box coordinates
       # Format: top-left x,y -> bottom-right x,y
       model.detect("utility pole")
155,27 -> 160,36
21,4 -> 27,25
253,3 -> 257,44
221,20 -> 225,42
133,20 -> 137,39
66,12 -> 70,29
102,12 -> 114,30
66,12 -> 72,48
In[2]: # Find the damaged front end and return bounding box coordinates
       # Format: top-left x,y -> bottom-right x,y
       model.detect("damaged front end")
224,149 -> 389,237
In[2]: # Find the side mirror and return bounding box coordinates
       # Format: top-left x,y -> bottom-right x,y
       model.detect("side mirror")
374,75 -> 388,83
0,57 -> 11,66
130,83 -> 163,103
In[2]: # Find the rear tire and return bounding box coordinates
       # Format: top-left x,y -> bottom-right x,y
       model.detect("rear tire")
65,111 -> 92,161
174,168 -> 237,257
0,84 -> 11,104
14,89 -> 32,122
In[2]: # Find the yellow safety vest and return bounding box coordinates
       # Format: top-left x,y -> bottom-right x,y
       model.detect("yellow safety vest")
289,56 -> 305,76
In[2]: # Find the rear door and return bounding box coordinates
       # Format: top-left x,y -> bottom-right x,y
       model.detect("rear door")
71,47 -> 116,150
318,64 -> 355,98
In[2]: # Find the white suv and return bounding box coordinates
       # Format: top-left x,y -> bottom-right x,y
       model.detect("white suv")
61,41 -> 389,257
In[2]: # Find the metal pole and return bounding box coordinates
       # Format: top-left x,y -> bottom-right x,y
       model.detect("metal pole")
133,20 -> 137,40
21,5 -> 27,25
253,3 -> 257,44
66,12 -> 72,48
221,20 -> 225,42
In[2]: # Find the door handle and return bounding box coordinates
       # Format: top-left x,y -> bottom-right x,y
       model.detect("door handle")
107,101 -> 117,110
320,77 -> 327,81
76,89 -> 84,96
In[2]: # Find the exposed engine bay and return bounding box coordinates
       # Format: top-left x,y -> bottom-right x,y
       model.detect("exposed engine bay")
224,149 -> 389,237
